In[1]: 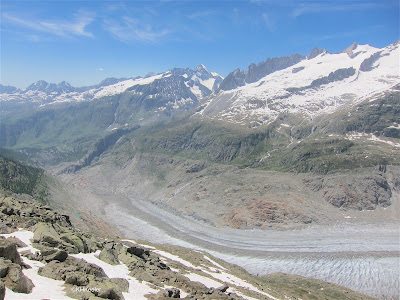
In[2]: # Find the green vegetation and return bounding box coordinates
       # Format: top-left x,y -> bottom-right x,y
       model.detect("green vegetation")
0,98 -> 119,165
124,92 -> 400,174
261,273 -> 377,300
0,149 -> 49,203
129,117 -> 398,174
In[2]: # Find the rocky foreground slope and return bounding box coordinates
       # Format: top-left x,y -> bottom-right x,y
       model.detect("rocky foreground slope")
0,193 -> 377,300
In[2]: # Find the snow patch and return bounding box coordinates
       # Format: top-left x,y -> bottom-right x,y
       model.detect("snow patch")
1,230 -> 71,299
184,272 -> 223,288
153,250 -> 199,269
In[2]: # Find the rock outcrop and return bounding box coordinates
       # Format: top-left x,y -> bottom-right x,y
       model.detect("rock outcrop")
0,240 -> 34,295
304,170 -> 394,210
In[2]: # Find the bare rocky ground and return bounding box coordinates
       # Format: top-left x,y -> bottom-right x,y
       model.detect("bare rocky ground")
49,152 -> 400,299
0,193 -> 380,300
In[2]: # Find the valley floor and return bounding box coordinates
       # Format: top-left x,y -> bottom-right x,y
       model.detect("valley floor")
53,159 -> 400,300
62,188 -> 397,300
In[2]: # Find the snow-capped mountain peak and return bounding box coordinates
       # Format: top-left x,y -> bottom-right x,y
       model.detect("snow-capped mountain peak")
0,66 -> 223,118
196,41 -> 399,127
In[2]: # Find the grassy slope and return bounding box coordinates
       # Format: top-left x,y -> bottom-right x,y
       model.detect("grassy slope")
127,91 -> 399,174
0,149 -> 49,203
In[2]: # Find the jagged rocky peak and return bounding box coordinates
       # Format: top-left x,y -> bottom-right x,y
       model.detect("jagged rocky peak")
24,80 -> 76,94
219,53 -> 306,91
57,81 -> 76,93
25,80 -> 56,92
194,64 -> 213,78
307,47 -> 327,59
195,63 -> 207,71
218,68 -> 246,91
96,77 -> 128,88
342,42 -> 359,57
167,65 -> 222,92
58,81 -> 71,87
144,72 -> 157,78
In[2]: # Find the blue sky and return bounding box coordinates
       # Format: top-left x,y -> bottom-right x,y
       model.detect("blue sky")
1,0 -> 399,88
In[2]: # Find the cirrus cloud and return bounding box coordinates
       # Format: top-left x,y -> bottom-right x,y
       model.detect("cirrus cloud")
1,11 -> 94,38
103,16 -> 170,43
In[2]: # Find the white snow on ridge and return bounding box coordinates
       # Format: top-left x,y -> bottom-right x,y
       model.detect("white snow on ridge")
1,66 -> 221,108
184,272 -> 223,288
153,249 -> 200,269
202,43 -> 399,126
199,78 -> 216,91
71,251 -> 159,299
91,73 -> 166,99
346,132 -> 400,148
1,230 -> 72,300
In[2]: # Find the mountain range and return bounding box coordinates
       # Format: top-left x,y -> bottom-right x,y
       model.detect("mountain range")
0,41 -> 399,299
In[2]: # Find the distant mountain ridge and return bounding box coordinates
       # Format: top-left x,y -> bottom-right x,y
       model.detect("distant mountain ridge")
196,41 -> 399,127
0,41 -> 398,166
0,65 -> 223,120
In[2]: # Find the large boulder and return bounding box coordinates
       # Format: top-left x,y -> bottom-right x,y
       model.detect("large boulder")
110,278 -> 129,293
99,242 -> 122,265
38,257 -> 106,281
19,250 -> 42,262
41,249 -> 68,262
3,264 -> 34,293
0,259 -> 9,278
0,280 -> 5,300
0,240 -> 21,265
5,237 -> 27,248
64,272 -> 90,286
60,233 -> 86,254
39,256 -> 127,300
32,222 -> 62,247
32,223 -> 90,254
157,288 -> 181,298
127,246 -> 150,259
87,279 -> 124,300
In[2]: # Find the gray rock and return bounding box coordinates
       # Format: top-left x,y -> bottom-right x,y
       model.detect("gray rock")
307,47 -> 326,59
0,259 -> 10,278
360,51 -> 388,72
19,250 -> 42,261
292,66 -> 305,73
341,42 -> 358,58
42,249 -> 68,262
305,173 -> 392,210
126,246 -> 150,259
219,54 -> 306,91
163,288 -> 181,298
60,233 -> 86,253
99,242 -> 122,265
38,256 -> 106,281
3,264 -> 34,293
310,67 -> 356,87
64,272 -> 89,286
5,237 -> 27,248
0,240 -> 21,265
110,278 -> 129,293
32,222 -> 62,247
0,280 -> 4,300
86,279 -> 124,300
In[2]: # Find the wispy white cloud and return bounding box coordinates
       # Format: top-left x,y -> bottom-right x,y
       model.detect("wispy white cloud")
2,11 -> 94,38
187,10 -> 217,20
97,67 -> 104,71
104,16 -> 170,43
250,0 -> 391,18
291,1 -> 385,18
262,13 -> 275,32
